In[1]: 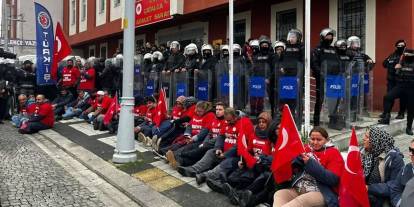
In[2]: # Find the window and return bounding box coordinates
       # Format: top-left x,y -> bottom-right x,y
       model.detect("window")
89,48 -> 95,57
99,0 -> 105,14
81,0 -> 87,21
234,20 -> 246,46
276,9 -> 296,41
338,0 -> 366,50
100,43 -> 107,58
114,0 -> 120,7
71,0 -> 76,25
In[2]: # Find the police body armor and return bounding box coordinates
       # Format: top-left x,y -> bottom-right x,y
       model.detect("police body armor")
248,55 -> 271,116
184,56 -> 200,97
215,56 -> 246,110
320,47 -> 348,130
276,44 -> 304,128
16,68 -> 36,96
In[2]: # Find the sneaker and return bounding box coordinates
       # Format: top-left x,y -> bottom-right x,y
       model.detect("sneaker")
166,150 -> 178,169
151,135 -> 158,149
155,138 -> 162,152
145,136 -> 152,147
137,132 -> 146,143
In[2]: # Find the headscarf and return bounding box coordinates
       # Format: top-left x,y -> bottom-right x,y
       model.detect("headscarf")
361,127 -> 396,182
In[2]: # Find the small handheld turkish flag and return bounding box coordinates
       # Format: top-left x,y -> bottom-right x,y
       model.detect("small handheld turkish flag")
52,22 -> 72,80
271,105 -> 305,184
339,128 -> 370,207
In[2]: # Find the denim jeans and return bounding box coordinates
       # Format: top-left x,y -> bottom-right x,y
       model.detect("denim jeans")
11,114 -> 29,128
62,107 -> 83,119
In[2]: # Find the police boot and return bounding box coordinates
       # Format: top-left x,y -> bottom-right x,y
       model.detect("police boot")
395,113 -> 405,119
378,114 -> 390,125
406,127 -> 413,135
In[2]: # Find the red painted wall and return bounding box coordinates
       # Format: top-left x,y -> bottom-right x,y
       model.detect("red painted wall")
310,0 -> 329,48
374,0 -> 414,110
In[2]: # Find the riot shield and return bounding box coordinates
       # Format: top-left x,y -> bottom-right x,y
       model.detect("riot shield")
247,61 -> 271,116
276,61 -> 303,128
321,60 -> 349,130
363,63 -> 374,116
133,64 -> 144,97
194,69 -> 212,101
348,59 -> 365,123
171,71 -> 189,103
144,70 -> 159,97
215,58 -> 245,110
160,71 -> 172,108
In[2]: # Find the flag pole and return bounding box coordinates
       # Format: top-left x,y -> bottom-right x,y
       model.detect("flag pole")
113,0 -> 137,163
229,0 -> 234,108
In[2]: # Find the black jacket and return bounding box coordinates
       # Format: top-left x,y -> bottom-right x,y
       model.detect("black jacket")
383,51 -> 402,81
165,53 -> 185,72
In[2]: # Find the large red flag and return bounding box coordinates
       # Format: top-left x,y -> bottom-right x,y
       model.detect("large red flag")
153,89 -> 167,127
339,128 -> 370,207
52,22 -> 72,80
271,105 -> 305,184
103,94 -> 118,125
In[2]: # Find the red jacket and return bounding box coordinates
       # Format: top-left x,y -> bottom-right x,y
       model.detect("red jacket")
93,96 -> 112,114
171,106 -> 184,120
145,107 -> 156,122
133,105 -> 148,117
208,117 -> 227,139
61,67 -> 81,87
239,129 -> 273,169
28,102 -> 54,127
221,117 -> 254,152
78,67 -> 96,91
188,112 -> 215,136
304,145 -> 344,180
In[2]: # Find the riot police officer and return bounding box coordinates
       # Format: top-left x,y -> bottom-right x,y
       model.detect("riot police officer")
0,59 -> 17,122
311,28 -> 338,126
164,41 -> 185,73
16,60 -> 36,96
381,40 -> 407,119
378,49 -> 414,135
199,44 -> 217,100
142,53 -> 153,73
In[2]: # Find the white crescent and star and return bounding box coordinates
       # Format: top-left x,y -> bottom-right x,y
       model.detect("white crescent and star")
278,128 -> 288,150
344,145 -> 359,175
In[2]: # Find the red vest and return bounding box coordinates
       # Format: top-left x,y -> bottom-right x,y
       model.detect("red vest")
61,67 -> 80,87
79,68 -> 96,90
209,117 -> 226,139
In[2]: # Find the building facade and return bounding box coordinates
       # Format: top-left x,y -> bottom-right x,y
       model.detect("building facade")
63,0 -> 414,111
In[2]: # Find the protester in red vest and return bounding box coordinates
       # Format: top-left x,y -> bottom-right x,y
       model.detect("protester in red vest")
78,60 -> 96,93
134,96 -> 157,145
60,59 -> 81,98
80,91 -> 111,124
273,126 -> 344,207
165,101 -> 216,169
19,94 -> 54,134
92,91 -> 113,130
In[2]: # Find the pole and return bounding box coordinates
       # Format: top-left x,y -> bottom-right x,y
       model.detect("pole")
2,0 -> 9,51
113,0 -> 137,163
304,0 -> 311,133
229,0 -> 234,108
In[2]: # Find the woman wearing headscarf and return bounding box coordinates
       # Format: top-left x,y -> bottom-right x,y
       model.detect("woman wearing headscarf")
361,127 -> 405,207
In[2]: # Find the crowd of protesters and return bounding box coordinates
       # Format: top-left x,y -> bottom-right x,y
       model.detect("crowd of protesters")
1,28 -> 414,206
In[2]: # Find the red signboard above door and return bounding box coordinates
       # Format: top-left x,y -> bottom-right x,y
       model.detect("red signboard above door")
135,0 -> 173,27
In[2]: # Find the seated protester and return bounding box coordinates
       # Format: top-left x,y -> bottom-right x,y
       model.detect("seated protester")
151,95 -> 186,149
135,96 -> 157,146
80,91 -> 111,124
217,112 -> 273,205
361,127 -> 405,207
19,94 -> 54,134
79,91 -> 97,121
51,88 -> 74,120
164,101 -> 215,169
390,139 -> 414,207
273,126 -> 344,207
12,94 -> 34,127
176,102 -> 227,171
62,90 -> 91,120
155,97 -> 197,155
179,107 -> 254,185
92,92 -> 113,130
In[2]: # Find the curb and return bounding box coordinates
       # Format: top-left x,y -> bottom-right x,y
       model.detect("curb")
331,119 -> 407,151
38,130 -> 180,207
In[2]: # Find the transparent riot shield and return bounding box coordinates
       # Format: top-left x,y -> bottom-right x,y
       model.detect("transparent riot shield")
144,70 -> 159,97
247,62 -> 271,116
194,69 -> 212,101
171,71 -> 189,103
321,60 -> 349,130
348,60 -> 365,123
363,63 -> 374,116
133,64 -> 144,96
215,58 -> 245,110
160,71 -> 172,108
276,62 -> 304,128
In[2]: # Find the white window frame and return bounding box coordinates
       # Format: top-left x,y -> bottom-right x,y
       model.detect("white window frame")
270,0 -> 303,43
100,43 -> 108,58
71,0 -> 76,25
89,45 -> 96,58
226,11 -> 251,43
81,0 -> 87,22
329,0 -> 376,60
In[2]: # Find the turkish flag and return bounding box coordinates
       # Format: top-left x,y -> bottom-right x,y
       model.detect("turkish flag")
52,22 -> 72,80
103,94 -> 118,125
271,105 -> 305,184
153,89 -> 167,127
339,128 -> 370,207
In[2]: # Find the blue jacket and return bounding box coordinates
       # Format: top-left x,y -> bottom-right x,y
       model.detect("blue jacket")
389,163 -> 414,207
368,149 -> 405,198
